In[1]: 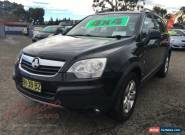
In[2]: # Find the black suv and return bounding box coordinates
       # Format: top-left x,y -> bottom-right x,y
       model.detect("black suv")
13,11 -> 171,121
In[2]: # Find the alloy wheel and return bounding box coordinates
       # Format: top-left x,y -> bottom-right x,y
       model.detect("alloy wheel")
164,57 -> 169,73
123,80 -> 137,114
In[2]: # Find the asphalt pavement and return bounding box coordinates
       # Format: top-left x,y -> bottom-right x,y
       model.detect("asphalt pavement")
0,36 -> 185,135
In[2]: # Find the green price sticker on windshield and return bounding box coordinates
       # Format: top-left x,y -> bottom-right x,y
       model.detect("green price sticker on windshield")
86,17 -> 129,29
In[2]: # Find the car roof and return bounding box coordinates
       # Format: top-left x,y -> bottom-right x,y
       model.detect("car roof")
96,10 -> 156,15
96,10 -> 142,15
95,10 -> 160,18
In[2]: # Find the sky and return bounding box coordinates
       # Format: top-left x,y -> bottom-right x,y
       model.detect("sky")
6,0 -> 185,21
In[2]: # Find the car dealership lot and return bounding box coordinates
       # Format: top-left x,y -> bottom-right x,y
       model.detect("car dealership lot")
0,36 -> 185,135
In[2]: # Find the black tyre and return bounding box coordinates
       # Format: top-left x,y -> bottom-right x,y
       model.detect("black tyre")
110,73 -> 139,122
158,56 -> 170,78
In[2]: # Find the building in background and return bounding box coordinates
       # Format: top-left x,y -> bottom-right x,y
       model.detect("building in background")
0,19 -> 29,35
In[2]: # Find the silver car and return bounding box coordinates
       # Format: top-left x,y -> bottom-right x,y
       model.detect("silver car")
170,29 -> 185,49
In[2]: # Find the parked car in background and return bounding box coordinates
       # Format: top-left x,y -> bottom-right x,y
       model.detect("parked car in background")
169,29 -> 185,49
32,25 -> 64,42
173,23 -> 185,29
32,27 -> 43,37
59,22 -> 73,32
59,21 -> 73,27
64,25 -> 73,32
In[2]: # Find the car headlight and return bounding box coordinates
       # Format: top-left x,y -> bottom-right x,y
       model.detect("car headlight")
68,58 -> 107,79
15,51 -> 22,64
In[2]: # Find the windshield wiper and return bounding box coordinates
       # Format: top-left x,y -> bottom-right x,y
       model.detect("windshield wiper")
67,34 -> 98,37
105,35 -> 132,39
67,34 -> 132,39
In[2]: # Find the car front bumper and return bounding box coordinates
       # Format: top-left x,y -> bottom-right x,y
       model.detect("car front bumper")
171,44 -> 185,49
13,65 -> 118,111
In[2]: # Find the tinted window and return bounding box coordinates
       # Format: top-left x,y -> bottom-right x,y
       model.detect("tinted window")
58,27 -> 64,31
142,14 -> 155,34
153,15 -> 166,32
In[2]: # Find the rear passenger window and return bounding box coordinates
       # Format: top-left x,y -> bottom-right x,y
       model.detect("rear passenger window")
153,16 -> 166,33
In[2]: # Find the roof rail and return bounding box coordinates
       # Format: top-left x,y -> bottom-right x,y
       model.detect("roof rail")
142,8 -> 153,12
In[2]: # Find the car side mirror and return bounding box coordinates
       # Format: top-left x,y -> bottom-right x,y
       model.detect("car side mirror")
149,29 -> 161,39
136,29 -> 161,47
136,33 -> 147,47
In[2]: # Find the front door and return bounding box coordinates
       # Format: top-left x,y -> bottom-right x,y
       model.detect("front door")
140,13 -> 160,76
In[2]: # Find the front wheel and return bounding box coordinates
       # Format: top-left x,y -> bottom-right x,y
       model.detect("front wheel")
158,56 -> 170,78
110,73 -> 139,122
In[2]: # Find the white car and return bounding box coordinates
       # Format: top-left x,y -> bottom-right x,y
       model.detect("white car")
169,29 -> 185,49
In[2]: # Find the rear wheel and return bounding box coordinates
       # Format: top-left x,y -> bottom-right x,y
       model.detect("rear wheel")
110,73 -> 139,122
158,56 -> 170,78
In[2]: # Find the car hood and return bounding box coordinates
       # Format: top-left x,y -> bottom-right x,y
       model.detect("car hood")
23,35 -> 120,61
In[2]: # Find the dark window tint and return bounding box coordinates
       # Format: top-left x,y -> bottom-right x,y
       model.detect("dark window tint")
142,14 -> 155,34
153,15 -> 166,32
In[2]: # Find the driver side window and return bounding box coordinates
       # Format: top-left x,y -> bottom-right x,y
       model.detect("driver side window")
142,15 -> 155,35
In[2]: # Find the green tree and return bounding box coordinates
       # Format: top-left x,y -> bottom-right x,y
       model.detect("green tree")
177,7 -> 185,24
0,1 -> 26,20
153,6 -> 167,18
27,8 -> 45,24
177,16 -> 183,24
55,18 -> 60,25
48,17 -> 54,25
12,3 -> 26,20
180,7 -> 185,14
92,0 -> 139,12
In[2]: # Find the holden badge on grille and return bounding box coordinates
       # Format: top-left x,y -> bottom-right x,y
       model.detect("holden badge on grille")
32,58 -> 40,69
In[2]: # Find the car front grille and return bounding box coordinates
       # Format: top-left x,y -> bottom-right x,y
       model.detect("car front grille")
20,54 -> 65,76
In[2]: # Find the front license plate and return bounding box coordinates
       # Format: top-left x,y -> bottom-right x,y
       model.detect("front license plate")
22,78 -> 42,93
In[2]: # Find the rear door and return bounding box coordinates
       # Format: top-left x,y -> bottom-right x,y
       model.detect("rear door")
152,15 -> 169,66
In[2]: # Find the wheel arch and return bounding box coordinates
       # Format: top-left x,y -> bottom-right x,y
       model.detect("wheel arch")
112,62 -> 143,102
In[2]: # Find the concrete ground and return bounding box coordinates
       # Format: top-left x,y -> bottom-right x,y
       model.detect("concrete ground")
0,36 -> 185,135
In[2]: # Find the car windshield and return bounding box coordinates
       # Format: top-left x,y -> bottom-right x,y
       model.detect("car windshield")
169,30 -> 185,36
42,26 -> 58,33
67,13 -> 140,38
